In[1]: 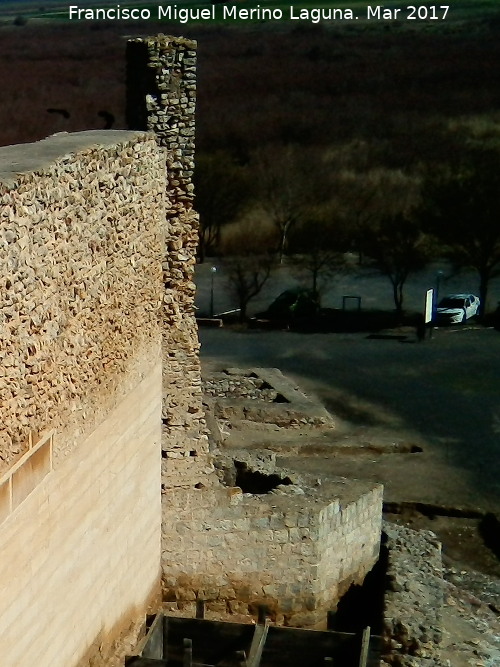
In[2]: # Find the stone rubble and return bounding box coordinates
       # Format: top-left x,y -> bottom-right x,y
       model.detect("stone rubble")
203,373 -> 281,402
204,367 -> 334,430
381,521 -> 500,667
441,569 -> 500,667
382,521 -> 444,665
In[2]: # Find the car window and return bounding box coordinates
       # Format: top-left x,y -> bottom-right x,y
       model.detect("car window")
439,298 -> 465,308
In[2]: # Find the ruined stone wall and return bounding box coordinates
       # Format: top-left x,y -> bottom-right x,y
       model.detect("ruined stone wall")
382,522 -> 444,665
127,35 -> 214,490
126,38 -> 384,628
0,131 -> 164,666
162,479 -> 383,627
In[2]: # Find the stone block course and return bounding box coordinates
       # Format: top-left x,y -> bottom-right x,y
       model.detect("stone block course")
162,473 -> 382,626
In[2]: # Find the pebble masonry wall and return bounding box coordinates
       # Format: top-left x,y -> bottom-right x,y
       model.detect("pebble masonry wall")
0,131 -> 165,666
0,131 -> 164,471
128,35 -> 384,626
127,35 -> 215,490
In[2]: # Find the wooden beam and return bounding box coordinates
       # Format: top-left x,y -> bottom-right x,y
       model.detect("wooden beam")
358,626 -> 371,667
196,599 -> 206,620
141,614 -> 164,659
163,615 -> 169,662
246,619 -> 269,667
257,605 -> 267,625
234,649 -> 248,667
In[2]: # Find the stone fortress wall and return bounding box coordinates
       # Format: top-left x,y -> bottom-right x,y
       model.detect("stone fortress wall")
162,480 -> 382,627
128,35 -> 383,628
0,34 -> 385,667
0,131 -> 165,666
0,132 -> 163,471
127,35 -> 214,491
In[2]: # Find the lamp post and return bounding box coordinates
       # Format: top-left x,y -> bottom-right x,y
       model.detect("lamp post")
210,266 -> 217,318
435,270 -> 444,319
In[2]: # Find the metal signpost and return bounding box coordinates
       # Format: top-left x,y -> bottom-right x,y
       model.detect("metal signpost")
425,288 -> 434,339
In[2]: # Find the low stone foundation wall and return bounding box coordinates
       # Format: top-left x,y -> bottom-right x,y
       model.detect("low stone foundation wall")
207,367 -> 334,428
162,473 -> 382,627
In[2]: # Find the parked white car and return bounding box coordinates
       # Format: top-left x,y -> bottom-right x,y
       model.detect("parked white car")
435,293 -> 480,324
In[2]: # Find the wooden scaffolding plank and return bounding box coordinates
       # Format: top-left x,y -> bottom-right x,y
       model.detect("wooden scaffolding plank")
246,620 -> 270,667
358,627 -> 371,667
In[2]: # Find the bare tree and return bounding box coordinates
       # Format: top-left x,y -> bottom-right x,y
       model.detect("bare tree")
363,212 -> 434,314
335,168 -> 421,264
221,226 -> 276,322
254,145 -> 324,264
421,146 -> 500,317
289,210 -> 348,302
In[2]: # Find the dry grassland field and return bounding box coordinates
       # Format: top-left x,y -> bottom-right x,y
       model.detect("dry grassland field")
0,1 -> 499,153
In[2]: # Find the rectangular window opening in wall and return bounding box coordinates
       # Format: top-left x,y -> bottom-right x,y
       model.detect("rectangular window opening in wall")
0,431 -> 53,523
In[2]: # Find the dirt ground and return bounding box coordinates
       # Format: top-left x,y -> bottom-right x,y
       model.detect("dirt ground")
200,325 -> 500,550
202,352 -> 500,665
216,412 -> 500,581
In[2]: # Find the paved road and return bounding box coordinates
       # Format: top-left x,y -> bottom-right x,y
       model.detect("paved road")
195,259 -> 500,317
199,325 -> 500,511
